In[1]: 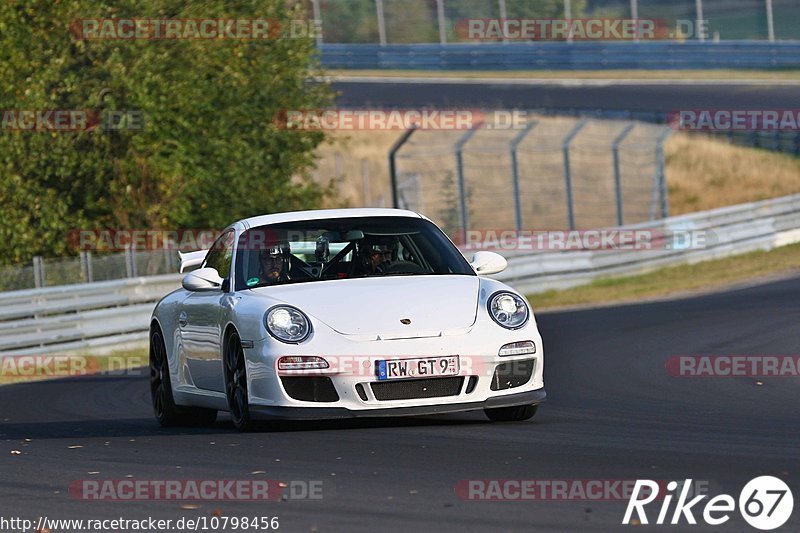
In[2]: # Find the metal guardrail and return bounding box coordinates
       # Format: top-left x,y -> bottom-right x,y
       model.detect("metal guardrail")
319,42 -> 800,70
496,193 -> 800,294
2,194 -> 799,355
0,274 -> 181,356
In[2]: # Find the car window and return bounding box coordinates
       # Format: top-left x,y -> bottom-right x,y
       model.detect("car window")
235,216 -> 474,290
203,229 -> 235,278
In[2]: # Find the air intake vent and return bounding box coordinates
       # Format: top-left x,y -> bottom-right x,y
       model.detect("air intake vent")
355,383 -> 368,401
281,377 -> 339,402
490,360 -> 534,391
371,377 -> 464,401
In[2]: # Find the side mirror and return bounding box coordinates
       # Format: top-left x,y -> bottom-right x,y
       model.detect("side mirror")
178,249 -> 209,273
182,267 -> 224,291
470,251 -> 507,276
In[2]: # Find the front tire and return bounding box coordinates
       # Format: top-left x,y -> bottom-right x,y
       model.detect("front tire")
225,333 -> 254,431
150,326 -> 217,427
484,403 -> 538,422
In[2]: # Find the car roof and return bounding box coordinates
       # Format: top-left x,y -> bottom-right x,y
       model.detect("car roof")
238,208 -> 426,229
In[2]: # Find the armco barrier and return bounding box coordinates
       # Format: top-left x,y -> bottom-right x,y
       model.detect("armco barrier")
1,194 -> 799,355
0,274 -> 181,356
495,193 -> 800,293
319,42 -> 800,70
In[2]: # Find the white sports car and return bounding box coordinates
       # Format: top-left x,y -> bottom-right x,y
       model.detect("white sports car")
150,208 -> 545,431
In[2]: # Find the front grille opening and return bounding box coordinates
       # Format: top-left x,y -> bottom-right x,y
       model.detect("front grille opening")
465,376 -> 478,394
490,360 -> 535,391
370,377 -> 464,401
355,383 -> 368,401
281,377 -> 339,402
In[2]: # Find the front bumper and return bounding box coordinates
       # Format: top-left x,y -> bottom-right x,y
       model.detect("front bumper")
243,314 -> 546,419
249,388 -> 546,420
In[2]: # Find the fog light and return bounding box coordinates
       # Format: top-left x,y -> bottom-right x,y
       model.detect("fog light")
498,341 -> 536,357
278,356 -> 329,371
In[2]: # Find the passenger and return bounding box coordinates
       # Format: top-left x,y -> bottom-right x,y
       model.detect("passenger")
360,236 -> 397,274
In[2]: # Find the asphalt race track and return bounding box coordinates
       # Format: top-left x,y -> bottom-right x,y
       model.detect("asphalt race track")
333,80 -> 800,114
2,275 -> 799,532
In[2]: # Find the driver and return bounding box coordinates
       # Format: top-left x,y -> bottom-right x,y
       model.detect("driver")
361,236 -> 398,274
257,242 -> 291,284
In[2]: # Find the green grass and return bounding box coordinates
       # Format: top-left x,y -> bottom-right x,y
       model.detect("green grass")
529,242 -> 800,310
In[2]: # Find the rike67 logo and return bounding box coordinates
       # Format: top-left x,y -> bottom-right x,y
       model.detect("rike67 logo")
623,476 -> 793,530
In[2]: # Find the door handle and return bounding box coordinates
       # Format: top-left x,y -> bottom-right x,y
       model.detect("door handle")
178,311 -> 188,327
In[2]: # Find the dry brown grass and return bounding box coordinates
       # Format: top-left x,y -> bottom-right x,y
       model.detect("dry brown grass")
314,124 -> 800,219
313,132 -> 397,208
530,242 -> 800,309
665,133 -> 800,215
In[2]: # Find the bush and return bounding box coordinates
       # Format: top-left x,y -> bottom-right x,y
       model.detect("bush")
0,0 -> 333,266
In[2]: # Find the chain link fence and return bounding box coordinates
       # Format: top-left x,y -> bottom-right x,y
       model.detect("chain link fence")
0,249 -> 178,292
306,0 -> 798,44
389,115 -> 670,235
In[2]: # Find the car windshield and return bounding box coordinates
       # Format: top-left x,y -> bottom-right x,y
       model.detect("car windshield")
235,216 -> 474,290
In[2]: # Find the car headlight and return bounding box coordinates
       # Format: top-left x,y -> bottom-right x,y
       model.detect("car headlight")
265,306 -> 311,343
488,292 -> 529,329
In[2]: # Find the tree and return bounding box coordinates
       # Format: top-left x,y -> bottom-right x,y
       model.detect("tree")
0,0 -> 334,266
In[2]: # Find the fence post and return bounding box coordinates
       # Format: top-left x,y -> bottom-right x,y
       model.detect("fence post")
375,0 -> 387,46
164,236 -> 177,273
125,245 -> 138,278
33,256 -> 44,288
436,0 -> 447,45
498,0 -> 508,43
334,152 -> 343,181
80,250 -> 93,283
658,128 -> 671,219
510,120 -> 539,231
650,127 -> 672,220
455,124 -> 483,233
612,123 -> 637,227
311,0 -> 323,46
766,0 -> 775,42
562,119 -> 588,230
695,0 -> 705,42
564,0 -> 573,44
361,159 -> 370,206
389,126 -> 417,208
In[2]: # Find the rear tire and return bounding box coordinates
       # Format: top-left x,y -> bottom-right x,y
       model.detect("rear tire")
150,326 -> 217,427
484,403 -> 538,422
225,333 -> 254,432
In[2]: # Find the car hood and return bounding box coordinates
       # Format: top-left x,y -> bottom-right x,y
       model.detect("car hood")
249,275 -> 480,338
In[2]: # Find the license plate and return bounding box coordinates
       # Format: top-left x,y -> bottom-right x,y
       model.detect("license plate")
376,356 -> 460,381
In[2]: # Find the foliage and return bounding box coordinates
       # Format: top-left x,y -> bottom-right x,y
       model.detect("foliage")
0,0 -> 333,266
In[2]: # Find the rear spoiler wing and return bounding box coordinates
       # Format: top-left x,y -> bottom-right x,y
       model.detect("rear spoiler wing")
178,249 -> 209,273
